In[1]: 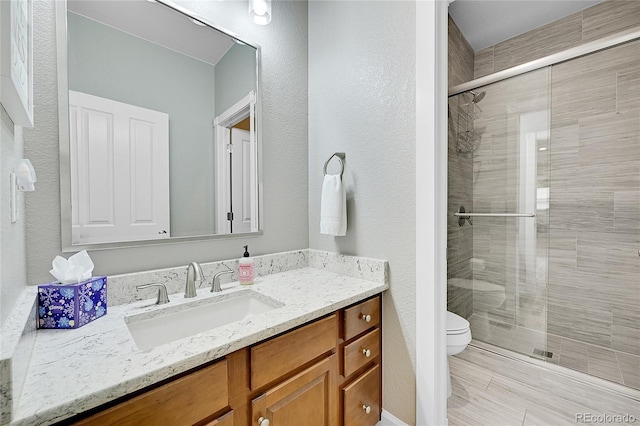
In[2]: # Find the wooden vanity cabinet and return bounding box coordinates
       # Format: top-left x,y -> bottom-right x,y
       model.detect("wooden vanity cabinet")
69,295 -> 382,426
339,296 -> 382,426
73,359 -> 230,426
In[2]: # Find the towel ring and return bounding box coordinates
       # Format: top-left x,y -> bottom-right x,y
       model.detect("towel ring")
323,152 -> 345,178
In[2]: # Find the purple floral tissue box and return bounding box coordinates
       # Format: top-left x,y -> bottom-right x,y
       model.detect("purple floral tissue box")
37,276 -> 107,329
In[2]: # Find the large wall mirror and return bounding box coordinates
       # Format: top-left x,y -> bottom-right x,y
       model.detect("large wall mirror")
56,0 -> 262,251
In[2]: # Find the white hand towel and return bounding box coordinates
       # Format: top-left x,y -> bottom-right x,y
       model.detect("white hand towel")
320,174 -> 347,236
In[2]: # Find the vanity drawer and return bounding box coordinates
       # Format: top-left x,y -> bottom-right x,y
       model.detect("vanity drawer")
203,410 -> 234,426
343,328 -> 380,377
75,360 -> 228,425
343,296 -> 380,341
251,314 -> 337,390
342,364 -> 380,426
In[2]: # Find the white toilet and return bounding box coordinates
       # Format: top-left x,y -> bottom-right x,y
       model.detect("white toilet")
446,311 -> 472,397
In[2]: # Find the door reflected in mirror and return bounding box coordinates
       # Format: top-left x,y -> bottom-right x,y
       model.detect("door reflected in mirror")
58,0 -> 261,249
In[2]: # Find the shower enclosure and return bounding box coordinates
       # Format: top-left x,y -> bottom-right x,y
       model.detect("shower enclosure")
447,37 -> 640,390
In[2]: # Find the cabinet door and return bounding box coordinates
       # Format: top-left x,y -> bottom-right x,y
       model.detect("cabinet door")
251,355 -> 337,426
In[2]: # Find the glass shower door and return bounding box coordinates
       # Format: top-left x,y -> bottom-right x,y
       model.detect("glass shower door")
447,67 -> 551,359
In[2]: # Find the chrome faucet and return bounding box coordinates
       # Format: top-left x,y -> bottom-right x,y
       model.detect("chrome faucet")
136,283 -> 170,305
184,262 -> 204,298
211,270 -> 233,293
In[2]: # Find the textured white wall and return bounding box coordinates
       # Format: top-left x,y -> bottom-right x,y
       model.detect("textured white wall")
24,0 -> 309,284
14,1 -> 426,421
308,2 -> 417,423
0,108 -> 28,327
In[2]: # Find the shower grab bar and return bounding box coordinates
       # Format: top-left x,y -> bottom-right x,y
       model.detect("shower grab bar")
454,212 -> 536,218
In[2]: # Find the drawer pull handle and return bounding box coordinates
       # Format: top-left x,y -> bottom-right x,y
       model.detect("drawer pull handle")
258,417 -> 270,426
362,348 -> 371,357
363,405 -> 372,414
361,314 -> 372,323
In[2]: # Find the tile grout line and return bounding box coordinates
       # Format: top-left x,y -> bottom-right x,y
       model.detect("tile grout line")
485,373 -> 494,391
613,350 -> 626,387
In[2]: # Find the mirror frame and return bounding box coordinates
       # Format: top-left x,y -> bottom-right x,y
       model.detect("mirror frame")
56,0 -> 264,252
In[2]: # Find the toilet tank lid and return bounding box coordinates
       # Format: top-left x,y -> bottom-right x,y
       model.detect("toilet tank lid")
447,311 -> 470,332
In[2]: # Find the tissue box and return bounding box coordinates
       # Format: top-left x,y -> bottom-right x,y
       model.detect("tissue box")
37,276 -> 107,329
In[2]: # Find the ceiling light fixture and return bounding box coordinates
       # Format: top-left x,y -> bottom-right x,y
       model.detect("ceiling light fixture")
249,0 -> 271,25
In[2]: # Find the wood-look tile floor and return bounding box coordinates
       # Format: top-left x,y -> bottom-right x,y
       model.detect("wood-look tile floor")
448,343 -> 640,426
469,314 -> 640,391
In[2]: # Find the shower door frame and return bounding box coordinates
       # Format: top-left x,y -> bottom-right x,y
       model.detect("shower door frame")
448,26 -> 640,97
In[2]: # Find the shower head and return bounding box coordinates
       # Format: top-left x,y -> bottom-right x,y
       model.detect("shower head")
469,90 -> 486,103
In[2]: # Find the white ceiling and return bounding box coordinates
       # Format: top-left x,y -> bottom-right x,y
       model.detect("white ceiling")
449,0 -> 605,52
68,0 -> 235,66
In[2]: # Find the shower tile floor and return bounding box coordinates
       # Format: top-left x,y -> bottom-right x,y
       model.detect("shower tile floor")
469,314 -> 640,391
449,344 -> 640,425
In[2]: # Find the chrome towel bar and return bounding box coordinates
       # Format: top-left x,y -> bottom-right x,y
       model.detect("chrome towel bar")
454,205 -> 535,226
454,212 -> 536,218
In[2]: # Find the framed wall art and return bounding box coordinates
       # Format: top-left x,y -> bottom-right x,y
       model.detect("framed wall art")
1,0 -> 34,128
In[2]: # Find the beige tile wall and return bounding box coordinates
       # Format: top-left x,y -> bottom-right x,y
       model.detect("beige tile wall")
548,40 -> 640,355
448,15 -> 475,319
474,0 -> 640,79
449,16 -> 475,87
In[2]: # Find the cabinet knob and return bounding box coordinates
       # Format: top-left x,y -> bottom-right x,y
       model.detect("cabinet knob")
362,348 -> 371,357
257,417 -> 270,426
362,405 -> 372,414
361,314 -> 372,323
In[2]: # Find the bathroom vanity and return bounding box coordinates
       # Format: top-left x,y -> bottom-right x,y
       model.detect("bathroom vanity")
3,250 -> 387,426
72,295 -> 381,426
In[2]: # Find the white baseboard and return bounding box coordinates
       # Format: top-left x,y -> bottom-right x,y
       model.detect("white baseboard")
377,410 -> 410,426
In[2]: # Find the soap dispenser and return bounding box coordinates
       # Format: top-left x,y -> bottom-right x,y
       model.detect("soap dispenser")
239,245 -> 255,285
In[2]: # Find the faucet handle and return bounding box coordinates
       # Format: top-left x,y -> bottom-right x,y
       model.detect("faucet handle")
136,283 -> 170,305
211,270 -> 234,293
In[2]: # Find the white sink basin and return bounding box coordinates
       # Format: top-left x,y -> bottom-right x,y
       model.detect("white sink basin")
125,289 -> 283,350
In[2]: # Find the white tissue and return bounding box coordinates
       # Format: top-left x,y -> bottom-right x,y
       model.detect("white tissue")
49,250 -> 95,284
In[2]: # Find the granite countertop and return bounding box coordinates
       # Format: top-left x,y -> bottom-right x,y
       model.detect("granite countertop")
11,267 -> 387,425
